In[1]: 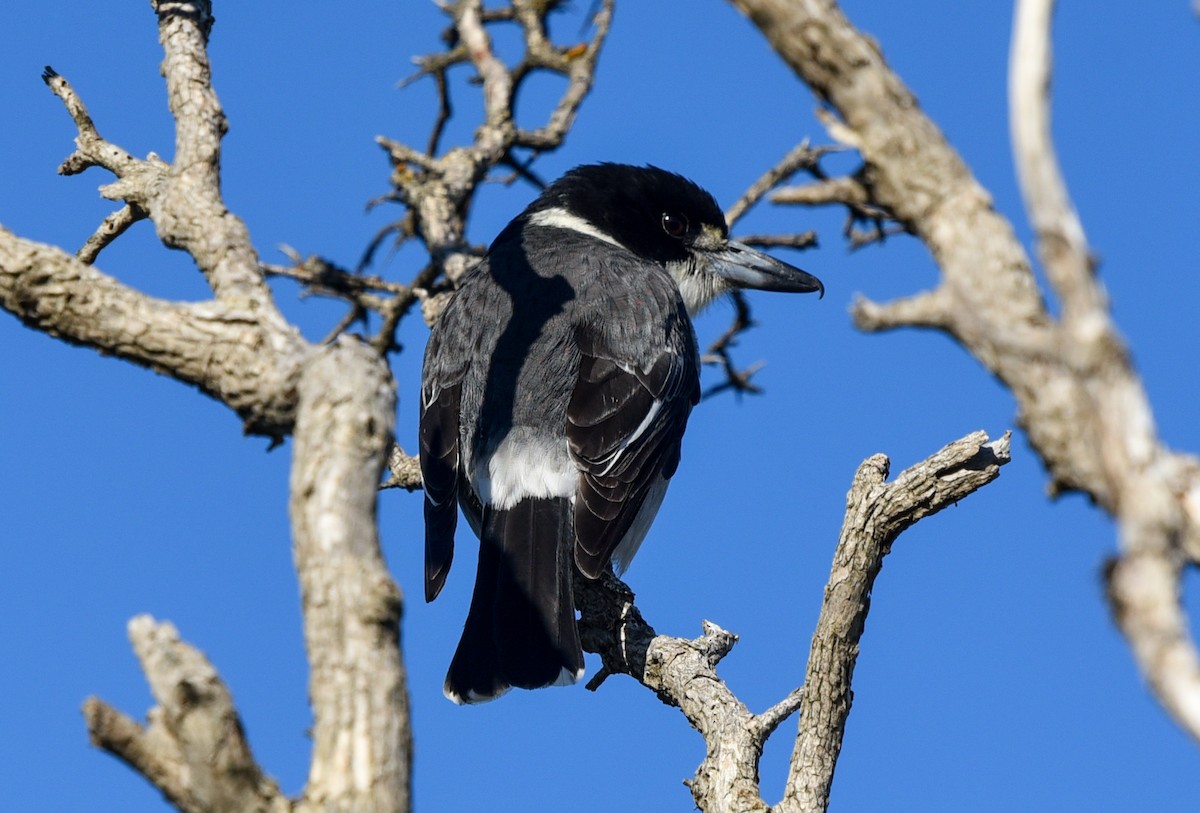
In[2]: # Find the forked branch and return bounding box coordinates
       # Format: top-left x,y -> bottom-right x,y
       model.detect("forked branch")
731,0 -> 1200,744
3,4 -> 413,811
578,432 -> 1010,813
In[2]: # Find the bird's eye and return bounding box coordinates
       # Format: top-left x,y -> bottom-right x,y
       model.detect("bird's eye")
661,212 -> 688,239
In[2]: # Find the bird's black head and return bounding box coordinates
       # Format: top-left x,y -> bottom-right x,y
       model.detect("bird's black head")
526,163 -> 726,266
516,163 -> 823,314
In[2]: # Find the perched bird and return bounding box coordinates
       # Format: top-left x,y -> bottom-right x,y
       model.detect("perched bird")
420,163 -> 822,703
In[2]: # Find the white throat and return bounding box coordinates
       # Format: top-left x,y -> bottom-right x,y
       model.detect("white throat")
668,258 -> 726,316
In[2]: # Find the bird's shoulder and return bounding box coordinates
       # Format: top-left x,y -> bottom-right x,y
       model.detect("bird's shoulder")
420,254 -> 508,384
574,263 -> 698,376
423,222 -> 698,384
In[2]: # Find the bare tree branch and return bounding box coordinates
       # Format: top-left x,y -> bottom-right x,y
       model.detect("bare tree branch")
703,146 -> 827,401
771,172 -> 902,249
83,700 -> 192,811
736,232 -> 818,252
256,2 -> 616,356
5,4 -> 416,810
701,291 -> 765,399
1009,0 -> 1099,323
41,67 -> 144,178
578,432 -> 1010,813
574,574 -> 775,813
770,175 -> 870,209
26,12 -> 308,439
511,1 -> 613,150
1009,0 -> 1200,739
730,0 -> 1200,744
852,287 -> 954,331
725,141 -> 836,226
354,0 -> 615,357
290,338 -> 409,811
152,0 -> 275,306
77,203 -> 147,265
384,1 -> 612,258
84,617 -> 288,813
0,229 -> 303,437
382,445 -> 423,491
781,431 -> 1011,813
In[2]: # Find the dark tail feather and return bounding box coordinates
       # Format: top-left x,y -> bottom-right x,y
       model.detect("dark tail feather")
424,498 -> 456,602
496,497 -> 583,689
443,529 -> 505,703
444,497 -> 583,703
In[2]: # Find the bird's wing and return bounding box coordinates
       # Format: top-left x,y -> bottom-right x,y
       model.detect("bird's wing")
420,310 -> 465,603
567,329 -> 699,578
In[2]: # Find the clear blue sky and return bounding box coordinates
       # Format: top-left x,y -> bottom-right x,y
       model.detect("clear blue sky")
3,3 -> 1199,811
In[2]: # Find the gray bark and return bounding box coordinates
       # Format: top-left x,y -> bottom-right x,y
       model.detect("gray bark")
732,0 -> 1200,744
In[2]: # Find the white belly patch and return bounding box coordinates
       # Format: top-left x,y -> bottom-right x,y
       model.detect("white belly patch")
472,429 -> 577,509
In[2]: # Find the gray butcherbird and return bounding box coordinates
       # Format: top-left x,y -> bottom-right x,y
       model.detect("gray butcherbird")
420,163 -> 822,703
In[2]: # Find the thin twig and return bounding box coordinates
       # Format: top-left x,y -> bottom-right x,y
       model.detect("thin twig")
77,204 -> 147,264
42,67 -> 142,177
737,232 -> 818,252
725,141 -> 837,226
381,445 -> 423,491
701,291 -> 764,399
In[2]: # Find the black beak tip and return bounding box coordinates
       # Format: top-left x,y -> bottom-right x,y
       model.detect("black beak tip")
791,272 -> 824,299
793,271 -> 824,299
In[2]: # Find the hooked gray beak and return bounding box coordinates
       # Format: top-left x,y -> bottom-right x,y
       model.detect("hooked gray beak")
708,239 -> 824,298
